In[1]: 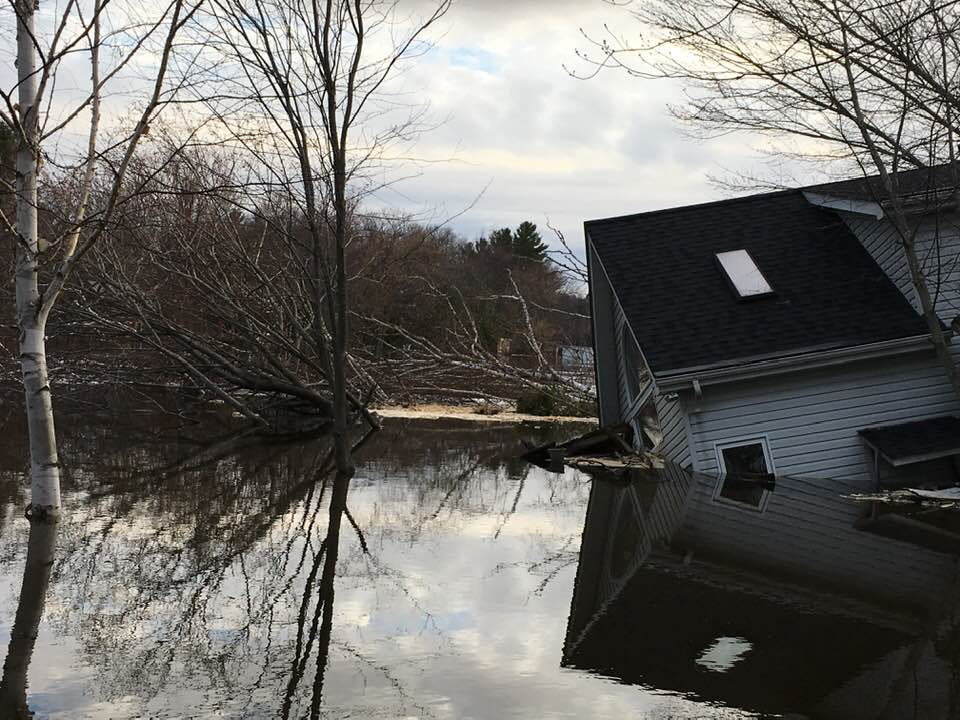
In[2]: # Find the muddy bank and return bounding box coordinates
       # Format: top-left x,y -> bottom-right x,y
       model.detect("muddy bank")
373,403 -> 596,425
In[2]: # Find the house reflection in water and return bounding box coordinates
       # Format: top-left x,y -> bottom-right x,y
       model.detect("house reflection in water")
563,463 -> 960,719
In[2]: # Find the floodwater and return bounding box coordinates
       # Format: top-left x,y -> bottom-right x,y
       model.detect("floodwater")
0,392 -> 957,719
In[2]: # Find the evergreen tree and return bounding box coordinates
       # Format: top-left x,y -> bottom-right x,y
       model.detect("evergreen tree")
512,221 -> 548,262
488,227 -> 514,253
475,222 -> 548,264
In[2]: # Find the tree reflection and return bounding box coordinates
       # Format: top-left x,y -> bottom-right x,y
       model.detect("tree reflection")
279,471 -> 347,719
0,517 -> 57,719
0,391 -> 582,717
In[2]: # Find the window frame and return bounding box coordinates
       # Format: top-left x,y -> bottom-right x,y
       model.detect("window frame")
712,436 -> 775,511
715,249 -> 775,300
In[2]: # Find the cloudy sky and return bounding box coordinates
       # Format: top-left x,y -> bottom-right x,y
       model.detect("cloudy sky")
376,0 -> 779,253
1,0 -> 798,257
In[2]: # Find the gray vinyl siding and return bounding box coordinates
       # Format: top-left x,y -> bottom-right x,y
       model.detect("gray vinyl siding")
676,468 -> 957,616
614,305 -> 654,415
613,304 -> 633,418
589,236 -> 655,429
842,212 -> 919,308
688,352 -> 960,485
589,239 -> 653,438
587,240 -> 620,426
653,393 -> 692,468
842,210 -> 960,360
921,217 -> 960,327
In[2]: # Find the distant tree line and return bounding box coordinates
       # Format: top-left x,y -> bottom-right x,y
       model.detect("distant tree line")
0,137 -> 590,416
351,217 -> 592,406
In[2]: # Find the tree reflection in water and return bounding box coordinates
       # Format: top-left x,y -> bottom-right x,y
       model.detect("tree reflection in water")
0,389 -> 586,718
8,388 -> 960,718
0,517 -> 56,719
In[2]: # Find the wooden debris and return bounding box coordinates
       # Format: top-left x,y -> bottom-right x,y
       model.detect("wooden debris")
566,453 -> 664,473
522,423 -> 669,482
522,423 -> 632,466
846,486 -> 960,508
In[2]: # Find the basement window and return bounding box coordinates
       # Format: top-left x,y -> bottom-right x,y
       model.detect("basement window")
714,438 -> 775,509
715,249 -> 773,299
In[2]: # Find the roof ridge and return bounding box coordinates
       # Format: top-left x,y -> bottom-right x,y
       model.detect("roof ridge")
586,163 -> 958,229
584,188 -> 798,227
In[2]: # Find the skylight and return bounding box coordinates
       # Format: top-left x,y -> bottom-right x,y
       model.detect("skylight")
715,250 -> 773,299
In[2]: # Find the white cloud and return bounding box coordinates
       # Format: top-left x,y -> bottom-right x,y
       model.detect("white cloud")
370,1 -> 761,253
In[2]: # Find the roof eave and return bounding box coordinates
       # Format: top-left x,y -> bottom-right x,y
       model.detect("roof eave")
865,444 -> 960,467
804,191 -> 884,219
805,188 -> 959,219
654,334 -> 936,392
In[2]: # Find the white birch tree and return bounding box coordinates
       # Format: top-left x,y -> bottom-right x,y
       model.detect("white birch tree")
5,0 -> 196,519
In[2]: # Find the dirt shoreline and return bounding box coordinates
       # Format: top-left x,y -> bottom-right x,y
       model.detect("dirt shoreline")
373,403 -> 596,425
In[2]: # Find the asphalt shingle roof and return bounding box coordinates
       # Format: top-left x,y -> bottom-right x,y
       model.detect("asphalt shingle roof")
586,190 -> 931,375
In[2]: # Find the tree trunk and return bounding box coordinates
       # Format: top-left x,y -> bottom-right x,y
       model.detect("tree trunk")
15,0 -> 62,518
332,172 -> 352,478
0,518 -> 58,719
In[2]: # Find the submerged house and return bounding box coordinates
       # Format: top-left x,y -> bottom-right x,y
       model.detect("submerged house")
586,168 -> 960,497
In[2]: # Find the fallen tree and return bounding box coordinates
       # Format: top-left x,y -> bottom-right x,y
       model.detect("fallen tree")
62,149 -> 594,418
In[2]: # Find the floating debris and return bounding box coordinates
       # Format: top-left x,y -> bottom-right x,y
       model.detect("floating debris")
847,486 -> 960,507
522,423 -> 669,480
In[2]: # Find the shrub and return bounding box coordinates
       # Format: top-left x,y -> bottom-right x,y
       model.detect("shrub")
516,387 -> 595,417
473,402 -> 503,416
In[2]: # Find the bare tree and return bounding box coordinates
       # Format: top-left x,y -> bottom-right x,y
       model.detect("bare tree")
5,0 -> 197,519
71,152 -> 592,427
155,0 -> 452,475
74,144 -> 344,429
546,221 -> 589,287
357,270 -> 594,408
579,0 -> 960,398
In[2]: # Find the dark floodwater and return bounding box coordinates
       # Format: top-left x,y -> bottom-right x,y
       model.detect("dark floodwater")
0,392 -> 957,719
